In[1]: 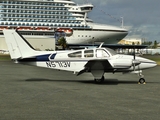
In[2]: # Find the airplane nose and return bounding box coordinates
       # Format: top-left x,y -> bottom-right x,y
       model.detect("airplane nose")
138,57 -> 157,69
149,60 -> 157,68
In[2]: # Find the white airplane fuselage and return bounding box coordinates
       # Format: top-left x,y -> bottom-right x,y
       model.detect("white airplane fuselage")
17,49 -> 156,74
3,30 -> 157,84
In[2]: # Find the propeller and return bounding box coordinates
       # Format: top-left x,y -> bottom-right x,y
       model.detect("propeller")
133,45 -> 136,60
132,45 -> 140,71
133,45 -> 136,70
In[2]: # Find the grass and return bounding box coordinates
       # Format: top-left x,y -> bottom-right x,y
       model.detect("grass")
0,54 -> 11,61
142,55 -> 160,65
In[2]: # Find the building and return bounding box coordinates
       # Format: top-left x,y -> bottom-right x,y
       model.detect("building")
118,38 -> 142,45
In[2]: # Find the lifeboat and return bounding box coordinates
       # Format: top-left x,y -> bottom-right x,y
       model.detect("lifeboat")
16,26 -> 32,30
56,28 -> 73,36
0,26 -> 8,30
35,27 -> 46,31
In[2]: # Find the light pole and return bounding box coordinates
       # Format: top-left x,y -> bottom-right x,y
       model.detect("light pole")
121,17 -> 123,28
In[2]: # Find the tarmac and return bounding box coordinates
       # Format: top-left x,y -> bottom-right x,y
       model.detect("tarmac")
0,61 -> 160,120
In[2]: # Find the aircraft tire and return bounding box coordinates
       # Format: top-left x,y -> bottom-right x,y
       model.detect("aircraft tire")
94,76 -> 105,84
139,78 -> 145,84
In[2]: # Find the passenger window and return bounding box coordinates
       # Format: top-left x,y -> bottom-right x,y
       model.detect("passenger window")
96,49 -> 109,57
68,51 -> 82,58
84,50 -> 93,57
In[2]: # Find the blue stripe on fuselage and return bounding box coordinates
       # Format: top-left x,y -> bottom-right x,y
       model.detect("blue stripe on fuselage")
18,54 -> 56,62
36,54 -> 56,61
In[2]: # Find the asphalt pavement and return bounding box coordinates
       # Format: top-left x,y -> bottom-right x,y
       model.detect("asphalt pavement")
0,61 -> 160,120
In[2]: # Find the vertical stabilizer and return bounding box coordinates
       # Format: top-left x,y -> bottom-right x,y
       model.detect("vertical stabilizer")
3,30 -> 36,59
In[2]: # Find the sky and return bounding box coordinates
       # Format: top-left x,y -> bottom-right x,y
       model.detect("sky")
74,0 -> 160,42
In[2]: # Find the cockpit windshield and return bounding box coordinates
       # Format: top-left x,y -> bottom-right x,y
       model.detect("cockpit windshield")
106,48 -> 117,56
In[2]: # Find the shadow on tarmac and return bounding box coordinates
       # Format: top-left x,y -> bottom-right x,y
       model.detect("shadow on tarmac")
25,78 -> 141,85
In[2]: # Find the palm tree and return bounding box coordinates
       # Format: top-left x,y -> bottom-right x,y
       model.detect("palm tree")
57,37 -> 67,50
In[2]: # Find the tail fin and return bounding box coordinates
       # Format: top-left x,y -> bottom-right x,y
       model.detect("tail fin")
3,30 -> 36,59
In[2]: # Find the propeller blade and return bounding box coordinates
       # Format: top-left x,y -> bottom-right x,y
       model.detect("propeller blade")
133,45 -> 135,60
132,60 -> 141,71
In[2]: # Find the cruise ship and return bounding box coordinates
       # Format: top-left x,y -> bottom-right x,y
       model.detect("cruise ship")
0,0 -> 128,50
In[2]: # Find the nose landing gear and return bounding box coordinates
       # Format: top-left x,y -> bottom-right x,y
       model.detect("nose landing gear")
138,71 -> 146,84
138,78 -> 146,84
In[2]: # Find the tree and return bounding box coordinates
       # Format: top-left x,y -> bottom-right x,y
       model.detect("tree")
57,37 -> 67,50
142,41 -> 152,45
153,40 -> 158,49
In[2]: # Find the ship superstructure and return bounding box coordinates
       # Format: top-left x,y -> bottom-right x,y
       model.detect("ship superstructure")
0,0 -> 128,50
0,0 -> 93,29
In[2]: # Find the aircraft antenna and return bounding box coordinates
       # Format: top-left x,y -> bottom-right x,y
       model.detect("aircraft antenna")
98,43 -> 104,48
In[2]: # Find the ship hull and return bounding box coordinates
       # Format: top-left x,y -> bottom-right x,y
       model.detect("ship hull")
67,30 -> 128,44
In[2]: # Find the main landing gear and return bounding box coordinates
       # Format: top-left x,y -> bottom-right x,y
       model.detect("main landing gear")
94,76 -> 105,84
93,71 -> 146,84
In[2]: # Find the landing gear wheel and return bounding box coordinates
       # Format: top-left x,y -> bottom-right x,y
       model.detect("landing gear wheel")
94,76 -> 105,84
138,78 -> 146,84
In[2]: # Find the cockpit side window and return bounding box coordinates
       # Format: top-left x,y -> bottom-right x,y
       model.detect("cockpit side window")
68,51 -> 82,58
84,50 -> 94,57
96,49 -> 109,57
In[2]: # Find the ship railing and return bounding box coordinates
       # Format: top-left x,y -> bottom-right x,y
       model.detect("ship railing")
76,3 -> 93,6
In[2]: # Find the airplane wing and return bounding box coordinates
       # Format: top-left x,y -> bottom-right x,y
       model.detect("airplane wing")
77,59 -> 113,76
77,59 -> 133,76
68,44 -> 148,49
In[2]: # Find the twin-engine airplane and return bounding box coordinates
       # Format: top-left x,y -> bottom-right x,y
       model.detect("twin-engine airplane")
3,30 -> 157,84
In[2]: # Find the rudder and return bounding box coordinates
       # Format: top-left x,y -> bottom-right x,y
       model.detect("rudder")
3,30 -> 36,59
